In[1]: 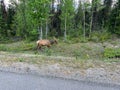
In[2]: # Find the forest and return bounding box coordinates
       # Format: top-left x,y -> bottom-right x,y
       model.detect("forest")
0,0 -> 119,41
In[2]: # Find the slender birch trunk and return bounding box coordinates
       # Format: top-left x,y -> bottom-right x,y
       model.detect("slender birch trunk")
38,21 -> 43,40
38,26 -> 40,40
64,15 -> 67,41
89,8 -> 93,38
46,20 -> 48,39
83,4 -> 86,41
40,21 -> 43,40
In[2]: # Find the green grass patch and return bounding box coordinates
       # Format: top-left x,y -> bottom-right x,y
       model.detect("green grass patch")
104,48 -> 120,58
0,41 -> 36,52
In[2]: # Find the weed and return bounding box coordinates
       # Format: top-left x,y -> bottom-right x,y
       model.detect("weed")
18,58 -> 25,62
44,48 -> 53,56
90,31 -> 111,42
104,48 -> 120,58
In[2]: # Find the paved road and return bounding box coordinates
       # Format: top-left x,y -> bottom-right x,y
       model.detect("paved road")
0,71 -> 119,90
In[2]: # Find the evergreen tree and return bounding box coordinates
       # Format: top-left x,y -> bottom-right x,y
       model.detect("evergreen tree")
49,0 -> 62,37
12,0 -> 28,38
7,4 -> 16,36
109,0 -> 120,35
91,0 -> 99,31
75,1 -> 83,29
103,0 -> 112,26
0,0 -> 7,37
74,1 -> 84,38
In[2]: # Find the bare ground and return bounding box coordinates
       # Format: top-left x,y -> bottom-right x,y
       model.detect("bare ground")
0,51 -> 120,86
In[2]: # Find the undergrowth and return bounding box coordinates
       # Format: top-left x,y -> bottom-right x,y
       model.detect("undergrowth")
0,38 -> 120,62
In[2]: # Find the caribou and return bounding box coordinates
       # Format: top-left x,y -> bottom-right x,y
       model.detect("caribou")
36,39 -> 57,50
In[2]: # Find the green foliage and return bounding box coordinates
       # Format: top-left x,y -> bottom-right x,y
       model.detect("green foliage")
73,50 -> 90,60
71,38 -> 81,43
60,0 -> 75,40
104,48 -> 120,58
0,44 -> 9,51
67,37 -> 88,43
74,1 -> 83,28
0,0 -> 120,42
28,0 -> 50,24
28,0 -> 51,39
90,31 -> 111,42
108,0 -> 120,35
18,58 -> 25,62
49,29 -> 57,36
44,48 -> 53,56
0,39 -> 120,61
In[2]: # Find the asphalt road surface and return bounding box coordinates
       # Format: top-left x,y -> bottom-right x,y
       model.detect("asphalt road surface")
0,71 -> 119,90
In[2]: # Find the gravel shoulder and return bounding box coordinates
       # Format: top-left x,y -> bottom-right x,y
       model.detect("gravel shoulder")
0,51 -> 120,86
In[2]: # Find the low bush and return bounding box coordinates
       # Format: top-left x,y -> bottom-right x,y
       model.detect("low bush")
104,48 -> 120,58
90,31 -> 111,42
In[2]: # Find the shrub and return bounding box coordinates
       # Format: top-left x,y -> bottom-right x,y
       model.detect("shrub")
44,48 -> 53,56
73,50 -> 90,60
104,48 -> 120,58
90,31 -> 111,42
0,44 -> 9,51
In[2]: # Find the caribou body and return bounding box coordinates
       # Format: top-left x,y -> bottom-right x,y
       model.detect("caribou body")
36,39 -> 57,50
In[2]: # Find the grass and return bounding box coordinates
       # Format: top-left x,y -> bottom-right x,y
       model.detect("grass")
0,41 -> 36,52
0,39 -> 120,65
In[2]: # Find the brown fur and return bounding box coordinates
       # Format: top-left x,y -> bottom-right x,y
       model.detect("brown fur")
36,39 -> 57,50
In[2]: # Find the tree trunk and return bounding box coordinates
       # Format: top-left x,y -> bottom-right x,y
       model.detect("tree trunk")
46,20 -> 48,39
38,26 -> 40,40
83,4 -> 86,41
89,6 -> 93,38
40,22 -> 43,40
64,15 -> 67,41
38,21 -> 43,40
